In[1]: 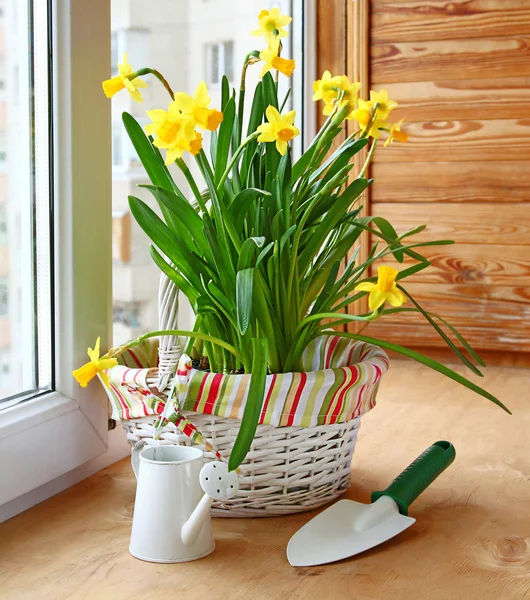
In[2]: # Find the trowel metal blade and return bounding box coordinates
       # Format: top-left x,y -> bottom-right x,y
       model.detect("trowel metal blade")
287,498 -> 416,567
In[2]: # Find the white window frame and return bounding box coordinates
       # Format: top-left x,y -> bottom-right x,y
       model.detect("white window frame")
0,0 -> 116,507
291,0 -> 316,155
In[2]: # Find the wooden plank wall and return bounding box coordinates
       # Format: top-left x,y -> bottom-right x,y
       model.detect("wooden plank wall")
366,0 -> 530,360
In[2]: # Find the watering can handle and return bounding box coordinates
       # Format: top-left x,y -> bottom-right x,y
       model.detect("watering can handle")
131,439 -> 160,479
371,440 -> 456,516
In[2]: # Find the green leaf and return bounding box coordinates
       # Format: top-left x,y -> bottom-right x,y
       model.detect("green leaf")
202,213 -> 236,294
221,75 -> 230,111
214,97 -> 236,185
255,242 -> 274,268
280,225 -> 297,253
309,137 -> 369,186
261,71 -> 278,110
122,112 -> 175,191
399,225 -> 427,239
195,294 -> 220,316
312,261 -> 341,314
149,246 -> 198,304
228,188 -> 270,231
207,281 -> 233,314
278,149 -> 292,199
383,307 -> 486,368
140,185 -> 212,260
246,81 -> 265,136
292,144 -> 318,182
371,216 -> 403,263
122,112 -> 182,232
327,332 -> 510,413
237,237 -> 266,271
397,284 -> 484,376
228,337 -> 269,471
129,195 -> 204,291
396,261 -> 431,280
298,178 -> 369,274
236,268 -> 254,335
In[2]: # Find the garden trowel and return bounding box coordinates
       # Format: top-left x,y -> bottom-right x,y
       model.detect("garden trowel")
287,440 -> 456,567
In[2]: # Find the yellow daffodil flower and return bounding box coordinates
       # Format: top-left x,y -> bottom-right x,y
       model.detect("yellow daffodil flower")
355,266 -> 407,312
102,53 -> 147,103
369,89 -> 398,120
384,119 -> 409,147
349,99 -> 387,138
259,39 -> 296,78
145,105 -> 200,165
251,8 -> 292,43
72,337 -> 118,389
313,71 -> 361,116
173,81 -> 223,132
313,70 -> 341,102
257,105 -> 299,156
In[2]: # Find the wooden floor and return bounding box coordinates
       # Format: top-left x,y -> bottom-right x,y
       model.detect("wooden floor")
1,361 -> 529,600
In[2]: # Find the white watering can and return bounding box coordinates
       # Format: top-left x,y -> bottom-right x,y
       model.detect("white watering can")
129,441 -> 239,563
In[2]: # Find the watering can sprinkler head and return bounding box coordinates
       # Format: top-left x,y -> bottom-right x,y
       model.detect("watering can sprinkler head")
181,461 -> 239,546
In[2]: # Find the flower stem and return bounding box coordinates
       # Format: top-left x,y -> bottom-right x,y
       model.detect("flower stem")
358,139 -> 377,178
130,68 -> 175,99
238,51 -> 260,145
175,158 -> 208,213
216,132 -> 260,193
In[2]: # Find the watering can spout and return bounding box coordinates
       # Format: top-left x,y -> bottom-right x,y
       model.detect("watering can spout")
182,460 -> 239,547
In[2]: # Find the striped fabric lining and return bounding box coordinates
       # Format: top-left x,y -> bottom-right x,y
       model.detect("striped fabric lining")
103,336 -> 389,428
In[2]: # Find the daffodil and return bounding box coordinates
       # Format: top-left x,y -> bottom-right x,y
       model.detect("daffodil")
145,105 -> 200,164
72,338 -> 118,389
355,266 -> 407,312
349,99 -> 387,138
369,89 -> 398,120
251,8 -> 292,43
384,119 -> 409,147
173,81 -> 223,132
313,70 -> 342,103
259,39 -> 296,78
102,53 -> 147,103
313,72 -> 361,116
257,105 -> 299,155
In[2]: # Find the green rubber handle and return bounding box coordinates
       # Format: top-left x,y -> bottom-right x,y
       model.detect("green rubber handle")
371,441 -> 456,516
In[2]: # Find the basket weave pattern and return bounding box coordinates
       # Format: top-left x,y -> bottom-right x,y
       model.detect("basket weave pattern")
110,273 -> 385,516
122,411 -> 361,517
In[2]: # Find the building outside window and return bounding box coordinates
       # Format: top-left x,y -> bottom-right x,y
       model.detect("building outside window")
205,40 -> 234,87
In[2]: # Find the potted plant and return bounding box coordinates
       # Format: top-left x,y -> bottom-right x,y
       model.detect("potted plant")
74,8 -> 508,516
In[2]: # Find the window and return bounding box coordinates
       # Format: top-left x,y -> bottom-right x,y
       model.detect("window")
0,0 -> 53,405
0,277 -> 7,315
205,41 -> 234,87
0,0 -> 114,512
0,206 -> 7,244
111,31 -> 119,75
112,124 -> 124,167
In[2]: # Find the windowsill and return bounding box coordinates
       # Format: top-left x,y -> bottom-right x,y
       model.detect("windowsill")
0,389 -> 110,506
0,362 -> 526,597
0,391 -> 77,439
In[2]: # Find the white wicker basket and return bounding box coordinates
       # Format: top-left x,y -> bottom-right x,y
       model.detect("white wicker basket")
120,273 -> 368,516
122,412 -> 361,517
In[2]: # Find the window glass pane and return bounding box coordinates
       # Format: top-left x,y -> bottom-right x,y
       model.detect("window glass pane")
110,0 -> 297,346
209,43 -> 220,86
223,41 -> 234,82
0,0 -> 53,404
